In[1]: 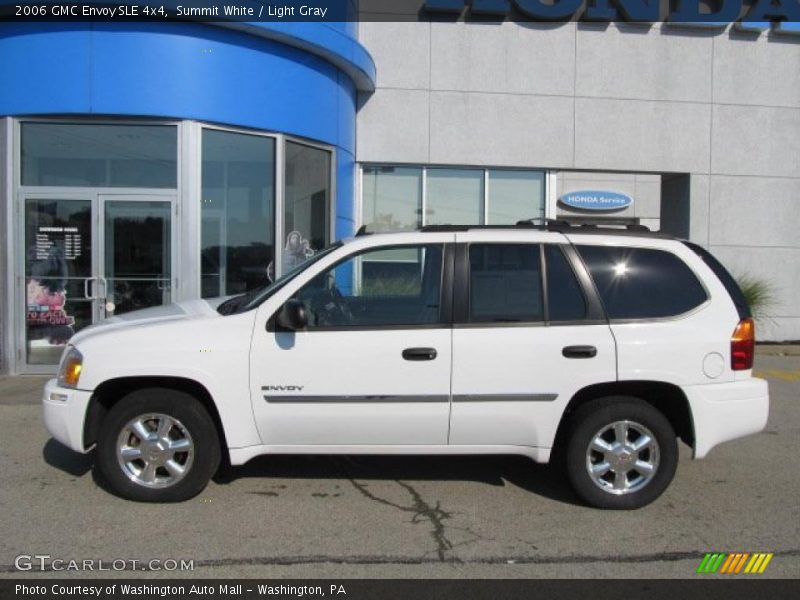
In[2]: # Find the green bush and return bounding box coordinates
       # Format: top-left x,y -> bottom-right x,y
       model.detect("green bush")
735,274 -> 777,319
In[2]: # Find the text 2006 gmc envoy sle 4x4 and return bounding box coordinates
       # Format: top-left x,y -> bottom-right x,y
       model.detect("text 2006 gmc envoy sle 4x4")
43,222 -> 769,509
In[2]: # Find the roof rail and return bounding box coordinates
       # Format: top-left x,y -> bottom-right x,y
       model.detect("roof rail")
350,220 -> 669,238
419,223 -> 538,232
419,220 -> 656,234
545,221 -> 678,239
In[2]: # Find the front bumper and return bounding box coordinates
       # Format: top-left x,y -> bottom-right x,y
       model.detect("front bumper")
42,378 -> 93,453
684,377 -> 769,459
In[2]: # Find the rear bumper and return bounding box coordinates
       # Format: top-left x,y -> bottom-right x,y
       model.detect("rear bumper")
42,378 -> 93,453
684,378 -> 769,459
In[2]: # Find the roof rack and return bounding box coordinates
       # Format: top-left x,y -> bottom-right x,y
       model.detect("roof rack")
418,223 -> 537,232
419,219 -> 667,236
356,220 -> 671,238
543,221 -> 676,239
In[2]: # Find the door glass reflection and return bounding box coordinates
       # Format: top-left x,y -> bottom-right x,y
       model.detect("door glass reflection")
283,141 -> 330,274
104,201 -> 172,317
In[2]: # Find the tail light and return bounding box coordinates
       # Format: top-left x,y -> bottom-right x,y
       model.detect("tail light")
731,318 -> 755,371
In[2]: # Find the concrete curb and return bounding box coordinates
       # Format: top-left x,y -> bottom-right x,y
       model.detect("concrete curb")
756,344 -> 800,357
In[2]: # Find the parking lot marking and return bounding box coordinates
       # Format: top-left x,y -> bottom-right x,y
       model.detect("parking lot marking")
753,369 -> 800,381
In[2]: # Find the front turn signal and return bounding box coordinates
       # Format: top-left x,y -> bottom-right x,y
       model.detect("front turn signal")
57,347 -> 84,388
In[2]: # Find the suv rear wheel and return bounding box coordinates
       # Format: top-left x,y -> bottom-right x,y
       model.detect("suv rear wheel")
564,397 -> 678,509
95,388 -> 221,502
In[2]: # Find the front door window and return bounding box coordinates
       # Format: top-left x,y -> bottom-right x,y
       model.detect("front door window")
295,245 -> 444,329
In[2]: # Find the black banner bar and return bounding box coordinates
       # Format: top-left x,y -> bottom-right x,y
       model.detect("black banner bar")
1,0 -> 798,24
2,579 -> 800,600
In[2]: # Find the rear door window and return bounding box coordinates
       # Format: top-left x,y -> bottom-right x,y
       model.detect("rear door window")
577,245 -> 707,320
468,244 -> 543,323
545,245 -> 587,322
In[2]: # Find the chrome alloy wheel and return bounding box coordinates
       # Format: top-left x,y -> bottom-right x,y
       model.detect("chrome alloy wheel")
116,413 -> 194,489
585,420 -> 660,495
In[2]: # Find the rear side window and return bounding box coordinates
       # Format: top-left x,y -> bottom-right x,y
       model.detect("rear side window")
545,245 -> 587,322
469,244 -> 543,322
577,245 -> 707,320
683,241 -> 751,319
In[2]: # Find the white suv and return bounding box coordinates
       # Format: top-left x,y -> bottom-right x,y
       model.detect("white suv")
43,223 -> 769,509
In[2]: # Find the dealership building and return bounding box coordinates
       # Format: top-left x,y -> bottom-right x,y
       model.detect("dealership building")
1,12 -> 799,373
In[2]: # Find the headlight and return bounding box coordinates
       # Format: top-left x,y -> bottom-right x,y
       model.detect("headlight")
57,346 -> 84,388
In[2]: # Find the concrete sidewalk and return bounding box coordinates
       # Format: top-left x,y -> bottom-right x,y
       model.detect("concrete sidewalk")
756,344 -> 800,357
0,375 -> 49,405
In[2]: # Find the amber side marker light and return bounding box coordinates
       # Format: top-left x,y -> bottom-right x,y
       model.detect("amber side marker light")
731,318 -> 755,371
62,361 -> 82,386
57,347 -> 84,388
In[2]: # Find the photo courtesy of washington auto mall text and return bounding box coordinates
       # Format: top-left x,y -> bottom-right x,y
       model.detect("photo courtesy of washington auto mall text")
0,0 -> 799,598
13,584 -> 348,597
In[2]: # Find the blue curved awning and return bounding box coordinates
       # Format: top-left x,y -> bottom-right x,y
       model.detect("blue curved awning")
222,22 -> 376,92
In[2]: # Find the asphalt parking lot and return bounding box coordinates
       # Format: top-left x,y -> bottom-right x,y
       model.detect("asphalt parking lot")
0,355 -> 798,579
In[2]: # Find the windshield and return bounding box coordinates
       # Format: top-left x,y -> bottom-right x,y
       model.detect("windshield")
216,243 -> 343,316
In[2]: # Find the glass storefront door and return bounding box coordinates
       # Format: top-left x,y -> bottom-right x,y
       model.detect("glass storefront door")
23,197 -> 94,366
100,197 -> 175,319
21,194 -> 176,368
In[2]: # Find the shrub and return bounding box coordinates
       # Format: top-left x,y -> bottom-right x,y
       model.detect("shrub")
735,274 -> 777,319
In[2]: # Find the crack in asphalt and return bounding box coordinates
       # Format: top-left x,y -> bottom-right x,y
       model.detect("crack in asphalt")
346,477 -> 455,561
330,456 -> 469,562
3,549 -> 799,572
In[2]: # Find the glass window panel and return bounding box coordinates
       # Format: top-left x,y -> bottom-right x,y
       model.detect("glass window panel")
284,141 -> 331,273
545,245 -> 586,322
201,129 -> 275,298
21,123 -> 177,188
577,246 -> 708,320
295,245 -> 443,328
487,170 -> 545,224
468,244 -> 544,323
684,241 -> 750,319
24,198 -> 93,365
362,166 -> 422,232
104,201 -> 172,317
426,168 -> 484,225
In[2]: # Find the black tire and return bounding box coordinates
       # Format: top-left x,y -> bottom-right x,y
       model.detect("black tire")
95,388 -> 221,502
564,396 -> 678,510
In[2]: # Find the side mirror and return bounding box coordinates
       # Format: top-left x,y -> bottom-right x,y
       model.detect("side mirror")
275,299 -> 307,331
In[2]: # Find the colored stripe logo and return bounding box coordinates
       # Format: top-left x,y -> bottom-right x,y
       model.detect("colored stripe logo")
697,552 -> 773,574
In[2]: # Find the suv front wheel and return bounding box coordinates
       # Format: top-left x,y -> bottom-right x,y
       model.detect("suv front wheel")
95,388 -> 221,502
564,397 -> 678,509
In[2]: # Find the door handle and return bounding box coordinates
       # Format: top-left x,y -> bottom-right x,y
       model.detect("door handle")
562,345 -> 597,359
402,347 -> 438,361
83,277 -> 97,300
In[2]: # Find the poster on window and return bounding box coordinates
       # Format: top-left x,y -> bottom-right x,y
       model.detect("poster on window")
26,226 -> 81,343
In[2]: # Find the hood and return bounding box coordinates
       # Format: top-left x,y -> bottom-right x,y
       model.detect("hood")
69,298 -> 225,346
